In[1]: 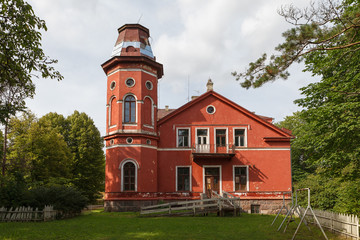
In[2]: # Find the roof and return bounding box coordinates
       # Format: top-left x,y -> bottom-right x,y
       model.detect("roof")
157,90 -> 293,138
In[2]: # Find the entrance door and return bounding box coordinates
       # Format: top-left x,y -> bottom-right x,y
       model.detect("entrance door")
205,167 -> 220,198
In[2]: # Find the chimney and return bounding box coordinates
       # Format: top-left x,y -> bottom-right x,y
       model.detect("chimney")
165,105 -> 169,111
206,78 -> 213,91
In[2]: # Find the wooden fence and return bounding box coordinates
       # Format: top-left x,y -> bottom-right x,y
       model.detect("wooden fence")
140,197 -> 241,217
299,207 -> 359,239
0,205 -> 57,222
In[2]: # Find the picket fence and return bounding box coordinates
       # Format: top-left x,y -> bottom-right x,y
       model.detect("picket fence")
299,207 -> 359,239
0,205 -> 57,222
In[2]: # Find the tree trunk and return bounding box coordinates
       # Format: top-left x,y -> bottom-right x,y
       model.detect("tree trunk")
2,120 -> 8,177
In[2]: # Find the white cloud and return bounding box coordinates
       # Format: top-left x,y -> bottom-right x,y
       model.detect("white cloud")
25,0 -> 317,136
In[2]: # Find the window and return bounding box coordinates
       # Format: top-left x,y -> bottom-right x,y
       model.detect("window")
216,129 -> 226,147
177,167 -> 190,191
251,204 -> 260,214
123,162 -> 136,191
145,81 -> 153,90
110,81 -> 116,90
124,95 -> 136,123
125,78 -> 135,87
234,166 -> 248,191
126,137 -> 133,144
206,105 -> 215,114
234,128 -> 246,147
197,129 -> 208,144
177,129 -> 190,147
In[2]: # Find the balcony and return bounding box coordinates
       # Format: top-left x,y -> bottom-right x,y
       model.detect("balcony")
192,144 -> 235,160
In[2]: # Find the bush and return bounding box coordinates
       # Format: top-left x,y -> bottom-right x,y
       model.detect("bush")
0,175 -> 88,218
29,186 -> 88,217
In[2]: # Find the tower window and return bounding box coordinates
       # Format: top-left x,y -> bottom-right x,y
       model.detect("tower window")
126,137 -> 133,144
123,162 -> 136,191
124,95 -> 136,123
110,81 -> 116,90
125,78 -> 135,87
145,81 -> 153,90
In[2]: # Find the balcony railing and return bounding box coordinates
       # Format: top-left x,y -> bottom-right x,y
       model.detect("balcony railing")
192,144 -> 235,154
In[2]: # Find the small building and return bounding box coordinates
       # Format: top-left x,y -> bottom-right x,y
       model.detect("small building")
102,24 -> 293,213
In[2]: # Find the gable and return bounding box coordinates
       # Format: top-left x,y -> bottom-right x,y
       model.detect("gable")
158,90 -> 292,139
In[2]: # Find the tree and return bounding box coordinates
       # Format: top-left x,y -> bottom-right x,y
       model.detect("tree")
7,112 -> 72,184
66,111 -> 105,203
232,0 -> 360,90
1,0 -> 63,176
234,0 -> 360,214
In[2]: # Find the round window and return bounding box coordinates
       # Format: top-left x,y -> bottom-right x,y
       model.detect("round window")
110,81 -> 116,90
145,81 -> 153,90
125,78 -> 135,87
146,139 -> 151,145
126,137 -> 133,144
206,105 -> 216,114
110,139 -> 114,145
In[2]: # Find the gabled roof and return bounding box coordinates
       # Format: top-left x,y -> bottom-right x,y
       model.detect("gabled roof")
157,90 -> 293,138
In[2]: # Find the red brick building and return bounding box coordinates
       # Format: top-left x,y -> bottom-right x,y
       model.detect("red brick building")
102,24 -> 293,212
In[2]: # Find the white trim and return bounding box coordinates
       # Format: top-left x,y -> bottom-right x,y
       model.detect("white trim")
214,127 -> 228,153
120,159 -> 139,192
203,165 -> 222,195
157,148 -> 191,151
143,124 -> 154,129
235,148 -> 290,151
175,166 -> 192,192
107,68 -> 157,78
176,127 -> 191,148
106,144 -> 158,150
233,127 -> 248,147
233,165 -> 249,192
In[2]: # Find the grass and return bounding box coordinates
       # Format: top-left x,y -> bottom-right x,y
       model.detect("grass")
0,209 -> 344,240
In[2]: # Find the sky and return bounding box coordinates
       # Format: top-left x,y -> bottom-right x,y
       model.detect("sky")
26,0 -> 318,136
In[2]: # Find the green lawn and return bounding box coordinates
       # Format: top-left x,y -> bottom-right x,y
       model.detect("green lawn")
0,210 -> 343,240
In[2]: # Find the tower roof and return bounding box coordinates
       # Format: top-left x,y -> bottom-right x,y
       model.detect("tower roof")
111,24 -> 154,59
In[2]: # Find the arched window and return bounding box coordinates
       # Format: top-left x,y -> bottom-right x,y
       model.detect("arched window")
122,161 -> 136,191
124,95 -> 136,123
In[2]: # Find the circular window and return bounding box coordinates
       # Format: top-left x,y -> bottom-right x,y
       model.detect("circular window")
145,81 -> 153,90
146,139 -> 151,145
110,81 -> 116,90
110,139 -> 114,145
126,137 -> 133,144
125,78 -> 135,87
206,105 -> 216,114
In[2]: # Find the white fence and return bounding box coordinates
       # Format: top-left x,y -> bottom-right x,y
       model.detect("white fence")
0,205 -> 57,222
300,207 -> 359,239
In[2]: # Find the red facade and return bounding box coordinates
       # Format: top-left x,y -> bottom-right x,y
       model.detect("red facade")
102,24 -> 293,212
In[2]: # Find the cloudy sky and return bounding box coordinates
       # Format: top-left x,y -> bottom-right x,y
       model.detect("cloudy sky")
26,0 -> 317,136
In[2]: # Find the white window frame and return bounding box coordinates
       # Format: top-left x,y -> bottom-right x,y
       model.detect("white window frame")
195,127 -> 210,145
233,165 -> 249,192
233,127 -> 247,147
122,93 -> 138,125
176,127 -> 191,148
175,166 -> 192,192
120,159 -> 139,192
203,165 -> 222,195
214,128 -> 228,152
